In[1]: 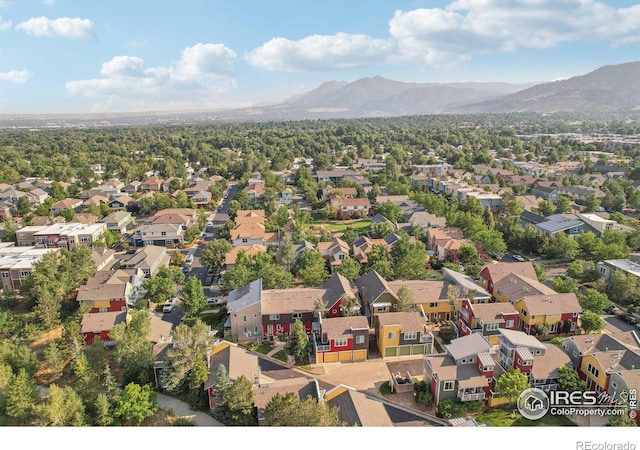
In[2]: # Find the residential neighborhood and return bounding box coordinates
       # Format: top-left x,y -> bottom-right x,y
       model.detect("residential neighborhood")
1,115 -> 640,429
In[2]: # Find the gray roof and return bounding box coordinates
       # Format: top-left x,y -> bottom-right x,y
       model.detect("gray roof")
498,329 -> 546,350
355,270 -> 395,304
321,272 -> 357,308
227,278 -> 262,313
442,267 -> 491,298
446,333 -> 492,361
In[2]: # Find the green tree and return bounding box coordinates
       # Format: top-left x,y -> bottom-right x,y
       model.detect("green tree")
546,232 -> 580,259
180,275 -> 207,319
110,309 -> 153,385
280,238 -> 298,271
1,211 -> 17,243
61,208 -> 75,222
567,260 -> 584,279
211,364 -> 233,422
578,289 -> 611,315
334,256 -> 361,283
37,384 -> 86,426
5,368 -> 38,424
396,285 -> 414,312
372,201 -> 403,223
42,341 -> 66,382
533,263 -> 547,283
458,243 -> 481,267
371,221 -> 394,239
225,375 -> 256,425
557,366 -> 587,393
264,392 -> 343,426
583,194 -> 601,213
580,310 -> 606,334
160,320 -> 214,394
94,392 -> 114,426
284,319 -> 309,364
296,249 -> 329,287
199,239 -> 232,273
550,276 -> 578,293
555,196 -> 571,214
608,269 -> 640,306
495,367 -> 529,406
537,199 -> 555,217
16,196 -> 31,216
113,383 -> 158,426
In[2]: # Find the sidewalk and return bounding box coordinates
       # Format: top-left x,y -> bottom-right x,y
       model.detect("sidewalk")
156,393 -> 223,426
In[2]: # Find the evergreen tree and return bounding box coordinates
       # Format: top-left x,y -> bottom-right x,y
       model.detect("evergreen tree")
284,319 -> 309,364
6,368 -> 38,424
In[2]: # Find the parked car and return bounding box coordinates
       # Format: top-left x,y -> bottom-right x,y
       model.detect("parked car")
604,305 -> 621,315
512,254 -> 526,262
620,314 -> 637,325
206,297 -> 224,306
162,301 -> 174,313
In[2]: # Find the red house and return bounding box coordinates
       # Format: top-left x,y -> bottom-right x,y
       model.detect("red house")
313,315 -> 370,363
81,311 -> 128,345
478,261 -> 538,300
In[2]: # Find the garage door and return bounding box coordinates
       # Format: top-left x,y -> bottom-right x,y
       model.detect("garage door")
353,350 -> 367,361
399,345 -> 412,356
339,351 -> 352,362
413,344 -> 426,354
384,347 -> 397,357
323,352 -> 339,363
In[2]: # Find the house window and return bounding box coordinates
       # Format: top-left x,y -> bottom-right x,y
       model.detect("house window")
332,309 -> 338,314
611,381 -> 617,390
339,254 -> 346,260
443,381 -> 454,391
572,312 -> 578,317
243,315 -> 247,322
505,320 -> 514,328
292,313 -> 302,320
462,358 -> 467,364
20,271 -> 31,278
1,272 -> 9,278
485,323 -> 499,331
276,324 -> 283,331
355,335 -> 365,344
376,306 -> 386,312
429,302 -> 438,308
99,307 -> 107,313
599,266 -> 607,274
334,338 -> 347,347
573,351 -> 578,357
161,232 -> 167,236
521,309 -> 527,316
404,331 -> 417,340
587,364 -> 599,378
269,314 -> 280,321
254,326 -> 259,333
387,332 -> 396,340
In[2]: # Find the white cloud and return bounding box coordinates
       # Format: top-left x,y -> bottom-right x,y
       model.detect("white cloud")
0,16 -> 11,31
65,43 -> 239,112
15,16 -> 95,39
388,0 -> 640,67
0,70 -> 32,83
246,32 -> 394,71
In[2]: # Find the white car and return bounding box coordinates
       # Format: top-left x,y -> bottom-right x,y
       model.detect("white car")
162,302 -> 174,313
206,297 -> 224,306
512,254 -> 526,262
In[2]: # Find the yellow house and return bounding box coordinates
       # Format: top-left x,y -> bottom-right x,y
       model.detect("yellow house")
513,293 -> 582,336
579,349 -> 640,393
374,311 -> 432,358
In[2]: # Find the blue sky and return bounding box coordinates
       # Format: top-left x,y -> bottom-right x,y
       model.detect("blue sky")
1,0 -> 639,114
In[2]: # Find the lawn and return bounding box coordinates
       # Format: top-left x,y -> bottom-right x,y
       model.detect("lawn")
309,217 -> 371,234
475,406 -> 577,427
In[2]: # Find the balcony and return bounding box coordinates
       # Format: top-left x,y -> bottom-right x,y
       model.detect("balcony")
459,392 -> 487,402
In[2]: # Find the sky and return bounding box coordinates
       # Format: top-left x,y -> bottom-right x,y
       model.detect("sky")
0,0 -> 639,115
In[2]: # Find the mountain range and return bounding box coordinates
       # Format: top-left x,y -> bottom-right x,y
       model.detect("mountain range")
1,61 -> 639,127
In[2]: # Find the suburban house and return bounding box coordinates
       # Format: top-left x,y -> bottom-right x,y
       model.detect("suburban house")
133,223 -> 184,247
423,333 -> 497,406
203,341 -> 261,411
16,223 -> 106,249
101,210 -> 133,234
225,279 -> 263,342
141,177 -> 163,192
317,237 -> 349,272
315,169 -> 359,184
597,258 -> 640,284
531,185 -> 560,203
192,190 -> 212,208
323,185 -> 358,201
124,181 -> 142,194
71,212 -> 99,225
319,272 -> 359,318
374,311 -> 433,358
425,227 -> 465,254
81,310 -> 128,346
352,235 -> 388,264
479,261 -> 539,300
146,208 -> 197,228
335,197 -> 371,220
313,315 -> 370,363
578,213 -> 634,236
230,222 -> 278,247
279,188 -> 293,205
0,244 -> 61,292
76,269 -> 142,312
108,194 -> 133,211
324,385 -> 394,426
223,245 -> 267,270
91,247 -> 116,271
253,377 -> 321,426
123,245 -> 170,277
457,300 -> 520,345
513,293 -> 582,336
234,209 -> 266,225
533,213 -> 597,238
492,272 -> 557,304
244,183 -> 266,204
260,287 -> 325,338
50,197 -> 83,215
561,331 -> 640,395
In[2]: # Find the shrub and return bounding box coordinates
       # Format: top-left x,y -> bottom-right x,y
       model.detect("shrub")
174,417 -> 197,426
413,381 -> 433,406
